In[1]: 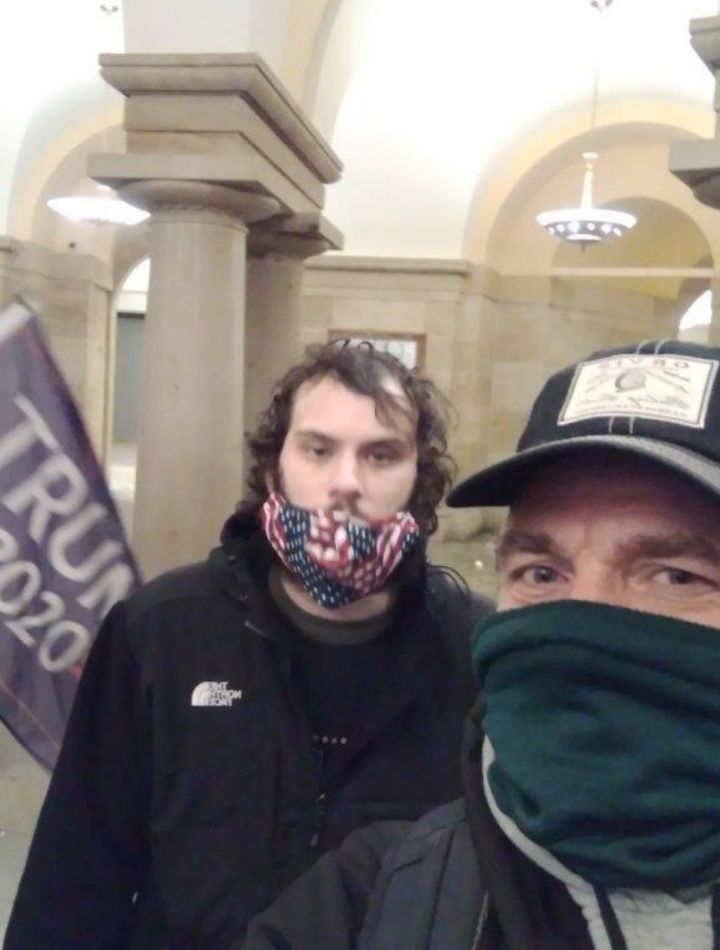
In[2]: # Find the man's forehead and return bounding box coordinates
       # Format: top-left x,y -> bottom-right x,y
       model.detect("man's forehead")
289,374 -> 414,435
507,450 -> 720,530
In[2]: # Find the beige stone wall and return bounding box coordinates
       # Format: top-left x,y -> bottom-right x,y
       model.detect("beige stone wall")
0,239 -> 114,459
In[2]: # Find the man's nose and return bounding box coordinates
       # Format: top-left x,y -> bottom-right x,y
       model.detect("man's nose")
329,452 -> 362,497
566,568 -> 622,606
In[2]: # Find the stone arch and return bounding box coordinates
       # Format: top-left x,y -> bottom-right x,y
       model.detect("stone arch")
547,198 -> 714,338
278,0 -> 341,112
551,197 -> 713,271
486,134 -> 720,276
298,0 -> 369,140
463,102 -> 715,266
7,87 -> 123,241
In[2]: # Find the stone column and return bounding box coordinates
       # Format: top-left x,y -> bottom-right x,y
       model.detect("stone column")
118,180 -> 278,578
244,213 -> 342,439
0,237 -> 20,307
670,16 -> 720,206
88,55 -> 343,577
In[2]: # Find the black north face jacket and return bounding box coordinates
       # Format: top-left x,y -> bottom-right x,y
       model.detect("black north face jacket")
4,515 -> 490,950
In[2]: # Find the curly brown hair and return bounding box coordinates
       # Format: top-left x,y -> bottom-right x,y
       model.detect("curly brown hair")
241,341 -> 456,535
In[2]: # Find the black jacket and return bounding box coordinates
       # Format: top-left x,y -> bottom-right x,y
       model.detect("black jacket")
4,515 -> 491,950
241,702 -> 602,950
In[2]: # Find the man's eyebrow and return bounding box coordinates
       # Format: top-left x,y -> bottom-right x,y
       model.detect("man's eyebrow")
618,533 -> 720,564
293,430 -> 413,447
293,430 -> 335,442
363,436 -> 414,448
496,530 -> 562,565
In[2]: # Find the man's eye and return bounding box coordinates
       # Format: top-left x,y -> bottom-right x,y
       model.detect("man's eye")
367,447 -> 398,465
509,564 -> 560,585
305,444 -> 329,458
655,567 -> 712,588
524,565 -> 559,584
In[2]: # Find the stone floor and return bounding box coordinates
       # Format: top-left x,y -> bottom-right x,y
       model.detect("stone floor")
0,724 -> 49,936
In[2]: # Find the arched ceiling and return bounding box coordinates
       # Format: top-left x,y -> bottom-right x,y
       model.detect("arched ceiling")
3,0 -> 720,262
322,0 -> 718,257
0,2 -> 123,231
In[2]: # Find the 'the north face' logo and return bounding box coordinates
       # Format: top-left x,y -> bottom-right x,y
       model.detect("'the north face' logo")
191,681 -> 243,707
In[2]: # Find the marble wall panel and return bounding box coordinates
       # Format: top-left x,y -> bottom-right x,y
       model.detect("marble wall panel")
329,298 -> 428,333
491,360 -> 546,415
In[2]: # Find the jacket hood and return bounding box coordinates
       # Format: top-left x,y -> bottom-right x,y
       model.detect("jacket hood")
219,509 -> 259,551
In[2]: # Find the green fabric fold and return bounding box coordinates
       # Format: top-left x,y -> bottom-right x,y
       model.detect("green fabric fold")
472,601 -> 720,889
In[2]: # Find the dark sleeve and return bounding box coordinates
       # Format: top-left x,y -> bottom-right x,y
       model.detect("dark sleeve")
240,821 -> 410,950
4,602 -> 152,950
426,568 -> 494,630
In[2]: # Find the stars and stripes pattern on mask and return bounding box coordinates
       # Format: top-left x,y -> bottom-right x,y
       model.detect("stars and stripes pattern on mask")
260,492 -> 421,609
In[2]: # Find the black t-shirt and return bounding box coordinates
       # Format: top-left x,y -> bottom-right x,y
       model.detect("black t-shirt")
268,567 -> 398,778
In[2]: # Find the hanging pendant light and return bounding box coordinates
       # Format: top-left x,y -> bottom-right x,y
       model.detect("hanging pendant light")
47,183 -> 149,227
536,0 -> 636,247
536,151 -> 636,244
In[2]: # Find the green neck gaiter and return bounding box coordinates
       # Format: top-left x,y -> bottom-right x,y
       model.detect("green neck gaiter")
472,601 -> 720,890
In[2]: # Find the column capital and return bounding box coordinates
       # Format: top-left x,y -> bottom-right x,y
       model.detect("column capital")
119,180 -> 280,226
670,16 -> 720,208
248,212 -> 344,259
91,53 -> 342,222
99,53 -> 342,185
688,16 -> 720,74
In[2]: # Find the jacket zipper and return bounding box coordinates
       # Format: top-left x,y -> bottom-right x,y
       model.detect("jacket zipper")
243,617 -> 328,851
309,791 -> 328,849
471,892 -> 490,949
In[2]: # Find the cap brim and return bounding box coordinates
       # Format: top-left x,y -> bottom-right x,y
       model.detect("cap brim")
447,435 -> 720,508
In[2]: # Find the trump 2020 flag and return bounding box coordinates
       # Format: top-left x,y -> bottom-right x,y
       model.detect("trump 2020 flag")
0,300 -> 141,769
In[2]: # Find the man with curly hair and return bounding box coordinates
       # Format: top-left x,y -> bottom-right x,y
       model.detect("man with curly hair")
6,342 -> 492,950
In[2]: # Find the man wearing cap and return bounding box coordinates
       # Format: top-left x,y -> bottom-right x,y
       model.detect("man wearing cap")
242,339 -> 720,950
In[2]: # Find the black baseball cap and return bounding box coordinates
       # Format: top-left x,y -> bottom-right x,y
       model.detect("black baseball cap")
447,340 -> 720,508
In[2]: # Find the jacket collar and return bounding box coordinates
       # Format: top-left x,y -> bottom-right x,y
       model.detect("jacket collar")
461,702 -> 593,950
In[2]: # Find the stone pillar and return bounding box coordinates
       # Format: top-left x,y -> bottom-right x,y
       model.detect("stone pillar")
119,181 -> 278,578
244,213 -> 342,439
669,16 -> 720,206
0,237 -> 20,307
88,55 -> 343,577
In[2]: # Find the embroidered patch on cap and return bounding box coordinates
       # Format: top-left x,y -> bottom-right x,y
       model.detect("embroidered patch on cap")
558,354 -> 719,429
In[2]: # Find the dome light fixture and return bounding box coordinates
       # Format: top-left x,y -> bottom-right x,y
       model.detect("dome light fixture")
536,0 -> 636,248
536,151 -> 636,246
47,183 -> 149,227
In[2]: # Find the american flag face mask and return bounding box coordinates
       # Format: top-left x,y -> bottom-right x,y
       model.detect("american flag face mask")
259,492 -> 421,609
